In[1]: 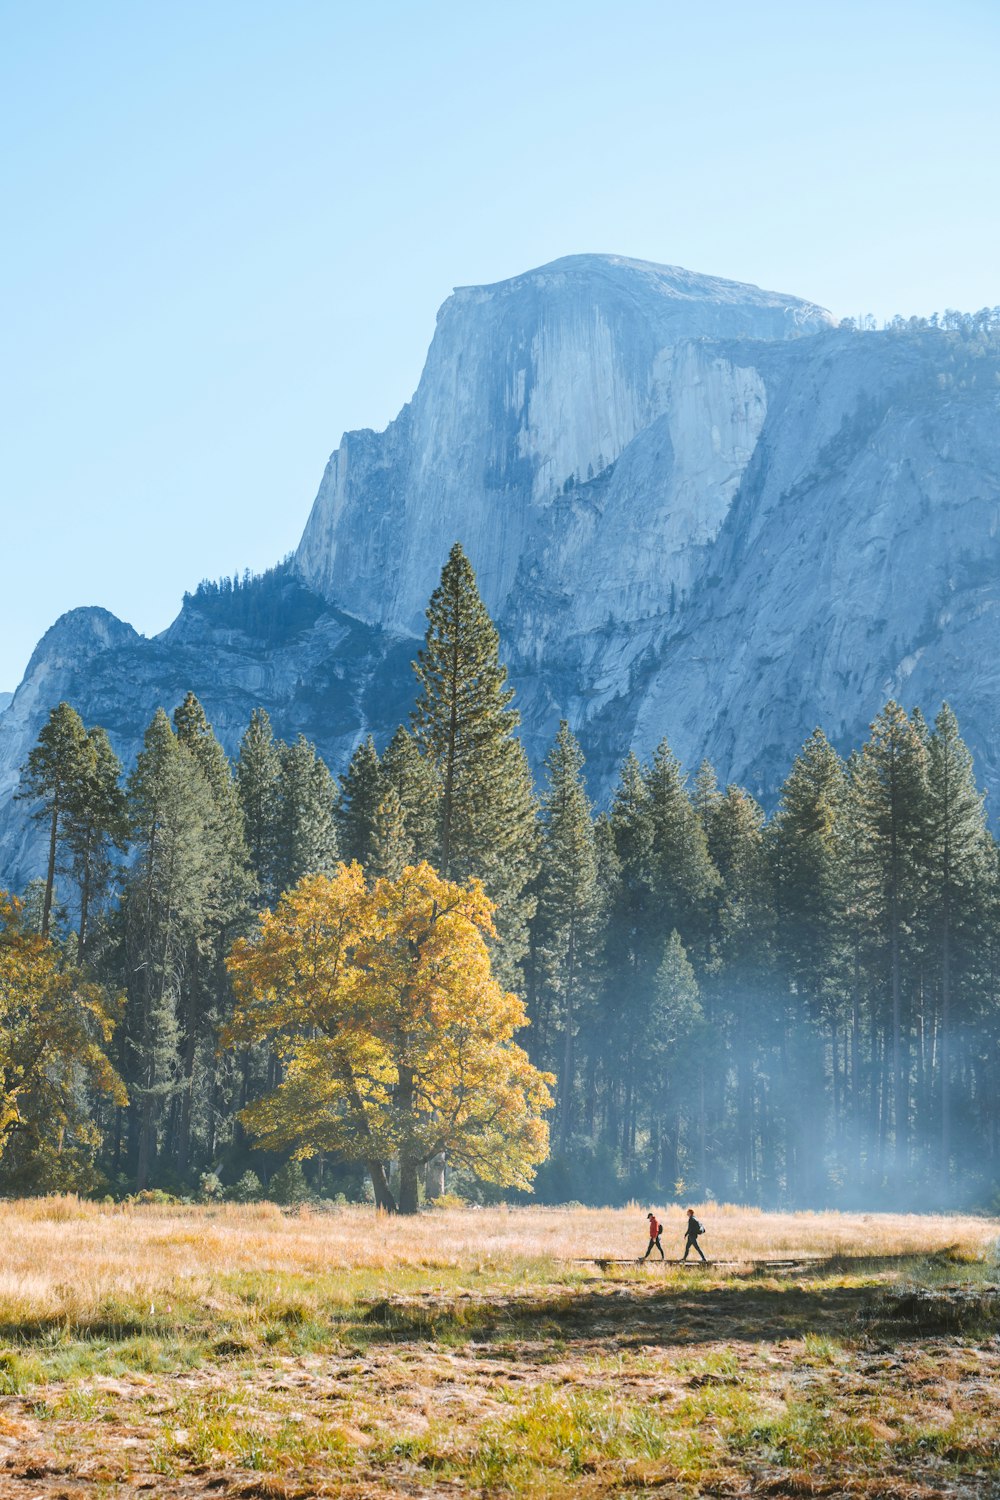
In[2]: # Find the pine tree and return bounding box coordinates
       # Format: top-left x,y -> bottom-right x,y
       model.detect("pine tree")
236,708 -> 282,905
707,786 -> 772,1197
647,930 -> 704,1191
770,730 -> 847,993
925,703 -> 989,1189
839,751 -> 882,1182
369,785 -> 414,880
173,692 -> 250,900
273,736 -> 339,893
16,703 -> 90,936
119,710 -> 216,1188
336,736 -> 384,868
62,726 -> 128,956
861,701 -> 929,1180
534,723 -> 602,1150
603,752 -> 657,1169
380,726 -> 440,861
646,738 -> 719,953
411,543 -> 538,981
768,732 -> 848,1197
693,759 -> 723,837
172,694 -> 253,1171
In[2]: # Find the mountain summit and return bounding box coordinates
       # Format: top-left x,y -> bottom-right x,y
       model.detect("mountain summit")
2,257 -> 999,888
296,253 -> 831,633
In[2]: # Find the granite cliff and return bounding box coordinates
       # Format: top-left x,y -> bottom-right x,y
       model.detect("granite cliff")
3,254 -> 999,890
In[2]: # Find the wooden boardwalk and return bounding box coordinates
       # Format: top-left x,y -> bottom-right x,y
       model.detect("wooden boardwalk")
576,1256 -> 824,1271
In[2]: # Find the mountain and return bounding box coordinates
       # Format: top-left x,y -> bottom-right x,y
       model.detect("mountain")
2,254 -> 999,892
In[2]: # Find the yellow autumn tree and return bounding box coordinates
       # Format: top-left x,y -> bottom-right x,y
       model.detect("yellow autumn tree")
225,862 -> 553,1212
0,893 -> 126,1191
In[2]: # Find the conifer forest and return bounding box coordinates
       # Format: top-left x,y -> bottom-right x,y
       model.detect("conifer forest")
5,543 -> 1000,1213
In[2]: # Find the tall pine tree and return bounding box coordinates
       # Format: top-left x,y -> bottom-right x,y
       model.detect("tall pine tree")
533,723 -> 602,1150
16,703 -> 90,936
861,701 -> 929,1182
62,726 -> 129,956
236,708 -> 283,905
925,703 -> 989,1189
118,710 -> 215,1187
273,736 -> 339,893
411,543 -> 538,981
336,736 -> 384,869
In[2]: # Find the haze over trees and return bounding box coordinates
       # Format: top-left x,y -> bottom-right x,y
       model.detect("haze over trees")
6,545 -> 1000,1210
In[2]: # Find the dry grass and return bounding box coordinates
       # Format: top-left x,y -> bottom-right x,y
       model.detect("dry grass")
0,1196 -> 991,1312
0,1200 -> 993,1497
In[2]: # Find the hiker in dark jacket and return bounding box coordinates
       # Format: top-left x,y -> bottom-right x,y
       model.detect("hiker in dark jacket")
682,1208 -> 707,1262
642,1211 -> 665,1260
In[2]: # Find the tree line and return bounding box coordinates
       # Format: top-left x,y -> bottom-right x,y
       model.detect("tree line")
6,542 -> 1000,1209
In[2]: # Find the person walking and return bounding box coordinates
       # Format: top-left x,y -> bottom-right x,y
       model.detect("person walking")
642,1211 -> 665,1260
682,1208 -> 707,1262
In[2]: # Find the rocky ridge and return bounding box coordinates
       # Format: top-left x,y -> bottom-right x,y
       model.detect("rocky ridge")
2,254 -> 999,891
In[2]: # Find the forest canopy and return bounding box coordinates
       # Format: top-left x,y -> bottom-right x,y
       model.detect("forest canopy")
9,544 -> 1000,1212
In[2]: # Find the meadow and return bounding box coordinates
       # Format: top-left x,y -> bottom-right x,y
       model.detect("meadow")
0,1200 -> 994,1497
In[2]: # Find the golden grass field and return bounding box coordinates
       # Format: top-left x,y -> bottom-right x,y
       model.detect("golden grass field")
0,1198 -> 995,1498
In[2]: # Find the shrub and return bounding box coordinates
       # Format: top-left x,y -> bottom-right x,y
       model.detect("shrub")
268,1160 -> 310,1205
230,1170 -> 263,1203
199,1172 -> 224,1202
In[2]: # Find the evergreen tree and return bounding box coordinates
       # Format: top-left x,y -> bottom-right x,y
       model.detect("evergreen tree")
602,752 -> 657,1169
336,736 -> 384,868
62,726 -> 128,956
861,701 -> 929,1180
770,730 -> 847,996
369,785 -> 414,880
533,723 -> 602,1149
173,693 -> 250,895
172,694 -> 253,1170
647,930 -> 704,1192
706,786 -> 771,1199
646,738 -> 719,953
119,710 -> 215,1188
16,703 -> 90,935
839,751 -> 882,1184
236,708 -> 282,905
693,759 -> 723,837
411,543 -> 538,980
769,731 -> 848,1198
380,725 -> 440,861
925,703 -> 989,1188
273,736 -> 339,892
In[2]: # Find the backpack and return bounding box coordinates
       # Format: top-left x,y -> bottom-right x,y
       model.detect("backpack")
690,1219 -> 705,1236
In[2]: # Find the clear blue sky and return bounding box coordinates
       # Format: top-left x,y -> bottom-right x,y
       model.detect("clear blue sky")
2,0 -> 998,690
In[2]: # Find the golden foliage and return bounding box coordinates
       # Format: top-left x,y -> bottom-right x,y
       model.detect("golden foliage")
0,893 -> 126,1171
225,863 -> 553,1198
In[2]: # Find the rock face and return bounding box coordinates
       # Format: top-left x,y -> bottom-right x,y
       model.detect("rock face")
296,255 -> 830,635
0,581 -> 414,891
3,253 -> 1000,891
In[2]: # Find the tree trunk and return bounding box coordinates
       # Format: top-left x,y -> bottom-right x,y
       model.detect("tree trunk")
941,916 -> 951,1196
42,804 -> 58,937
78,859 -> 91,956
366,1159 -> 397,1212
399,1156 -> 420,1215
137,1097 -> 154,1190
424,1153 -> 446,1199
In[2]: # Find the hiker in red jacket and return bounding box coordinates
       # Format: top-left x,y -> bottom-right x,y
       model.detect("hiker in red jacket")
642,1211 -> 665,1260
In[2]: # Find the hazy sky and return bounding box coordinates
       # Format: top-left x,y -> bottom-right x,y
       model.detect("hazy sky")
3,0 -> 998,690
